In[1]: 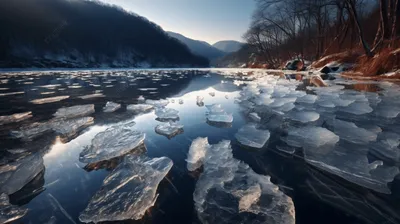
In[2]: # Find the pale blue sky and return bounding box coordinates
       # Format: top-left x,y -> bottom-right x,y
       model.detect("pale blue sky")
99,0 -> 256,44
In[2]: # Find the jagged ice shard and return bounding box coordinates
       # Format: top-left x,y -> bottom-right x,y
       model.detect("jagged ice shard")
79,155 -> 173,223
155,122 -> 184,138
187,138 -> 295,224
205,104 -> 233,124
0,193 -> 28,223
79,123 -> 145,163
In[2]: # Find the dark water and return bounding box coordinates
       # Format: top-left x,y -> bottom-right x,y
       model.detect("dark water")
0,69 -> 399,224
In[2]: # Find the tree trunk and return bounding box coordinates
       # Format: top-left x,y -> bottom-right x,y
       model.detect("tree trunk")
347,0 -> 373,56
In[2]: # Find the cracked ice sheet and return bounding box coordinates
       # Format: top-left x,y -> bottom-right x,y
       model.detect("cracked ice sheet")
235,124 -> 270,148
53,104 -> 95,119
305,145 -> 399,194
0,153 -> 44,195
79,155 -> 173,223
187,138 -> 295,224
0,193 -> 28,223
79,123 -> 145,163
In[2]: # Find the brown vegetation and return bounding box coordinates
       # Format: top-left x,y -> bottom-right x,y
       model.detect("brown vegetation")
311,51 -> 361,69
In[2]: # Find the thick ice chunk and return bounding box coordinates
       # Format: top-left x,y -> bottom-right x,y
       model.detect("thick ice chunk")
53,104 -> 95,119
79,155 -> 173,223
126,104 -> 154,113
0,193 -> 28,223
79,124 -> 145,163
209,92 -> 215,97
235,124 -> 270,148
145,99 -> 169,107
284,127 -> 339,149
188,139 -> 295,224
137,95 -> 145,103
155,108 -> 179,120
331,119 -> 377,144
30,95 -> 70,104
0,153 -> 44,195
196,96 -> 204,106
155,122 -> 184,138
0,112 -> 32,125
103,101 -> 121,113
288,111 -> 320,123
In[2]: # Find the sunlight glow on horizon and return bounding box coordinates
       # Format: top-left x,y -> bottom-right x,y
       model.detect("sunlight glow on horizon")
98,0 -> 256,44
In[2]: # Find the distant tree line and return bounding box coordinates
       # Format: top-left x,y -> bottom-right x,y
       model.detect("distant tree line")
0,0 -> 209,68
244,0 -> 399,68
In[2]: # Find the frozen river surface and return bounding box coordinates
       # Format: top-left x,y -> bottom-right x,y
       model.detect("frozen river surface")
0,68 -> 399,224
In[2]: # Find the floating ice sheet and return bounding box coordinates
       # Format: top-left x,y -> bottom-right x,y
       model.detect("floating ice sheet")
0,193 -> 28,223
79,155 -> 173,223
187,138 -> 295,224
0,153 -> 44,195
0,112 -> 32,125
370,132 -> 400,162
127,104 -> 154,113
79,124 -> 145,163
30,96 -> 70,104
78,93 -> 105,99
339,102 -> 373,115
155,108 -> 179,120
145,99 -> 169,107
53,104 -> 95,119
51,117 -> 94,142
235,124 -> 270,148
11,122 -> 52,141
155,122 -> 184,138
205,104 -> 233,124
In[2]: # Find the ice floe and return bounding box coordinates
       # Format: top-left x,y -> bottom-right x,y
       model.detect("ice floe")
103,101 -> 121,113
155,108 -> 179,120
145,99 -> 169,107
187,138 -> 295,224
79,155 -> 173,223
155,122 -> 184,138
235,124 -> 270,148
78,93 -> 105,99
79,123 -> 145,163
284,127 -> 339,150
287,111 -> 320,123
53,104 -> 95,119
0,112 -> 32,125
51,117 -> 94,142
126,104 -> 154,113
205,104 -> 233,124
30,95 -> 70,104
330,119 -> 377,144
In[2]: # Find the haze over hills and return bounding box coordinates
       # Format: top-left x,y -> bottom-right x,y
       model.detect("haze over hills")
167,31 -> 226,63
213,40 -> 244,53
0,0 -> 208,68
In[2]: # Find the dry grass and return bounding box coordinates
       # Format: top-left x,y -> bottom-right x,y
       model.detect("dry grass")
352,48 -> 400,76
311,51 -> 361,68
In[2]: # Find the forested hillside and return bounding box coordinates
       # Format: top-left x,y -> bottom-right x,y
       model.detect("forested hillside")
0,0 -> 209,68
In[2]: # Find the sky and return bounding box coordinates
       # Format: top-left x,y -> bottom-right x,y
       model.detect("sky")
99,0 -> 256,44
